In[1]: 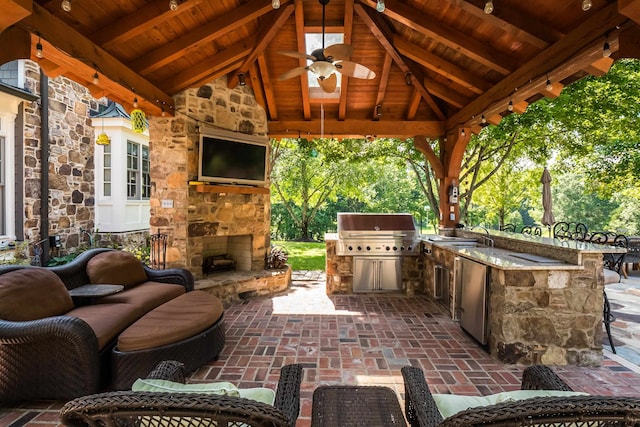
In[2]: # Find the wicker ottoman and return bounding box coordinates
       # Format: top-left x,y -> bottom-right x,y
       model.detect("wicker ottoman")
111,290 -> 225,390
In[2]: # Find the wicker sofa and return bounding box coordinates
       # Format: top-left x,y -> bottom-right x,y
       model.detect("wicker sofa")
59,360 -> 304,427
401,365 -> 640,427
0,248 -> 206,403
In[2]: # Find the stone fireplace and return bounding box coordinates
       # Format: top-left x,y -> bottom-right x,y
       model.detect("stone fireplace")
147,77 -> 290,300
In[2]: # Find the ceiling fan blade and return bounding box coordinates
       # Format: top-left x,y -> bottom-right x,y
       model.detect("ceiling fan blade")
278,50 -> 316,61
324,44 -> 353,61
335,61 -> 376,79
318,73 -> 337,93
278,67 -> 309,80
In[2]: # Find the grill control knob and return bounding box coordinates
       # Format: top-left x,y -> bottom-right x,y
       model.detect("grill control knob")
408,246 -> 413,251
386,246 -> 390,251
348,246 -> 353,251
366,246 -> 371,251
393,246 -> 398,251
401,246 -> 405,251
357,246 -> 362,251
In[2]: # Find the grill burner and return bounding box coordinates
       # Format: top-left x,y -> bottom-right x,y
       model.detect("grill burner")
336,213 -> 420,256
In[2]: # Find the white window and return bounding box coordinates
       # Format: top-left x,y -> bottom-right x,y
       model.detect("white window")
127,141 -> 150,200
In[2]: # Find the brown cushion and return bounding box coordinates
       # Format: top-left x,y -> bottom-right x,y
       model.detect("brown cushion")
67,303 -> 144,350
117,291 -> 224,352
0,269 -> 74,321
86,251 -> 148,288
96,281 -> 186,313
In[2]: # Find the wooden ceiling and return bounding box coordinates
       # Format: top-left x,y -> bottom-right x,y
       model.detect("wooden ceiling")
2,0 -> 640,140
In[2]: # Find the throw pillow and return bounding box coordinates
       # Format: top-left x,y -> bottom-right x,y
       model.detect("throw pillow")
132,378 -> 276,405
433,389 -> 589,419
86,250 -> 147,288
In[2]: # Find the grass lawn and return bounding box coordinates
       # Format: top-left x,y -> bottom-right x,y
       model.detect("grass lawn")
272,240 -> 325,271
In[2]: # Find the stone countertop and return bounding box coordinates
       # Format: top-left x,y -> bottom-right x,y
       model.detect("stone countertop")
428,242 -> 583,271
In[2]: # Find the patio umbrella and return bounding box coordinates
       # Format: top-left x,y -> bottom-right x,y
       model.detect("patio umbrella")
541,167 -> 555,227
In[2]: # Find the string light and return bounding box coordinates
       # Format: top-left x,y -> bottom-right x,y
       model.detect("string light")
461,128 -> 466,136
603,40 -> 612,57
35,37 -> 43,58
376,0 -> 385,12
581,0 -> 592,11
375,104 -> 383,117
169,0 -> 178,11
508,99 -> 514,111
546,73 -> 553,91
133,97 -> 139,108
484,0 -> 494,14
238,72 -> 246,86
92,71 -> 99,85
404,72 -> 412,85
61,0 -> 71,12
272,0 -> 280,9
481,114 -> 487,124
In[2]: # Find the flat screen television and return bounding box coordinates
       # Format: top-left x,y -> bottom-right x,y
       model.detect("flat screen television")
198,128 -> 269,187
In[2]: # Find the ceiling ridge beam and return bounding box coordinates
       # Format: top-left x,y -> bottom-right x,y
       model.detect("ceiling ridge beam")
130,2 -> 274,75
22,4 -> 173,114
228,3 -> 295,88
354,3 -> 446,121
393,36 -> 491,95
360,0 -> 516,75
92,0 -> 206,49
446,2 -> 627,131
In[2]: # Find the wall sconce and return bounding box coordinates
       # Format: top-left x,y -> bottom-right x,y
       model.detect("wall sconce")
238,72 -> 246,86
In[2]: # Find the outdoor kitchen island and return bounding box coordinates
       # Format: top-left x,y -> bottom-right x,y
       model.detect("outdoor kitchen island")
424,229 -> 624,367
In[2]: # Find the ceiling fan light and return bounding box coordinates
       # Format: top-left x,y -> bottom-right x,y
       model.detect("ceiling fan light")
376,0 -> 385,12
272,0 -> 281,9
309,61 -> 335,78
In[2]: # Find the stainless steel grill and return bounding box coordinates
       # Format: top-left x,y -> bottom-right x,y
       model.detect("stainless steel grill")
335,213 -> 420,256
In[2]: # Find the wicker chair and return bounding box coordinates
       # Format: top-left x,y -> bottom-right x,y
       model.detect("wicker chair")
60,360 -> 304,427
401,365 -> 640,427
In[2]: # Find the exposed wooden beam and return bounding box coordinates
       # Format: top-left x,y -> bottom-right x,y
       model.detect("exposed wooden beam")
338,0 -> 354,121
228,4 -> 295,88
457,0 -> 562,47
393,36 -> 491,95
354,3 -> 446,121
257,54 -> 278,121
22,4 -> 172,115
373,53 -> 392,120
0,26 -> 31,66
293,0 -> 311,120
162,38 -> 255,93
248,62 -> 267,112
267,119 -> 444,139
92,0 -> 206,49
619,0 -> 640,25
0,0 -> 31,33
582,57 -> 614,77
446,3 -> 627,132
361,0 -> 516,75
413,135 -> 444,179
424,78 -> 470,109
405,89 -> 421,120
130,2 -> 274,75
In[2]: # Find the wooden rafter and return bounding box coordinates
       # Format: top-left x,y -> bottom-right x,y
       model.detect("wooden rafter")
406,89 -> 421,120
227,4 -> 295,88
22,4 -> 173,115
361,0 -> 516,75
257,53 -> 278,121
446,2 -> 628,132
130,2 -> 275,75
1,0 -> 31,33
373,53 -> 392,120
338,0 -> 354,121
424,78 -> 469,109
293,0 -> 311,120
354,3 -> 446,121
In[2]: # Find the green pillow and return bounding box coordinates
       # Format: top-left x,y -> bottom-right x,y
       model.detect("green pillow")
432,390 -> 589,419
132,378 -> 276,405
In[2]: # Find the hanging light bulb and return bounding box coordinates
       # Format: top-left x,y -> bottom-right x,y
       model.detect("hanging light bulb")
484,0 -> 494,14
272,0 -> 280,9
508,99 -> 514,111
61,0 -> 71,12
169,0 -> 178,11
92,71 -> 99,85
481,114 -> 487,124
133,97 -> 139,108
581,0 -> 592,11
376,0 -> 385,12
603,40 -> 612,57
461,128 -> 466,136
35,37 -> 44,58
238,72 -> 246,86
546,74 -> 553,91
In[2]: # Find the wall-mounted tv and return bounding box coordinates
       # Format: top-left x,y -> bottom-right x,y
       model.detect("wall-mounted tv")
198,128 -> 269,187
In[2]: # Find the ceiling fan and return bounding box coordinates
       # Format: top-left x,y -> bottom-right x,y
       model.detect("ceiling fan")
277,0 -> 376,93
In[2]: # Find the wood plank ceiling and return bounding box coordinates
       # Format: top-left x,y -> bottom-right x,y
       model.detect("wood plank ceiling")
2,0 -> 640,140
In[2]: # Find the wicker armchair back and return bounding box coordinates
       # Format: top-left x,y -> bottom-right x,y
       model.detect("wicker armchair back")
402,365 -> 640,427
60,360 -> 304,427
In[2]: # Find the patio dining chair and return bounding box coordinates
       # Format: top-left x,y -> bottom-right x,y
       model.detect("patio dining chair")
60,360 -> 304,427
401,365 -> 640,427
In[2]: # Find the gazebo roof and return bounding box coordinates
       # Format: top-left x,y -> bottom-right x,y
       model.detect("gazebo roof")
2,0 -> 640,139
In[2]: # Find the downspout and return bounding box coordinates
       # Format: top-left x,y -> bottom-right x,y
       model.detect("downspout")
39,70 -> 50,265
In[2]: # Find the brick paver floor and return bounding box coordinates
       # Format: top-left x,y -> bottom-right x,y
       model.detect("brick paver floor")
3,270 -> 640,426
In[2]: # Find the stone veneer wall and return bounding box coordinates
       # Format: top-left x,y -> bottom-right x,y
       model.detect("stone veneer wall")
22,61 -> 102,251
148,77 -> 270,279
